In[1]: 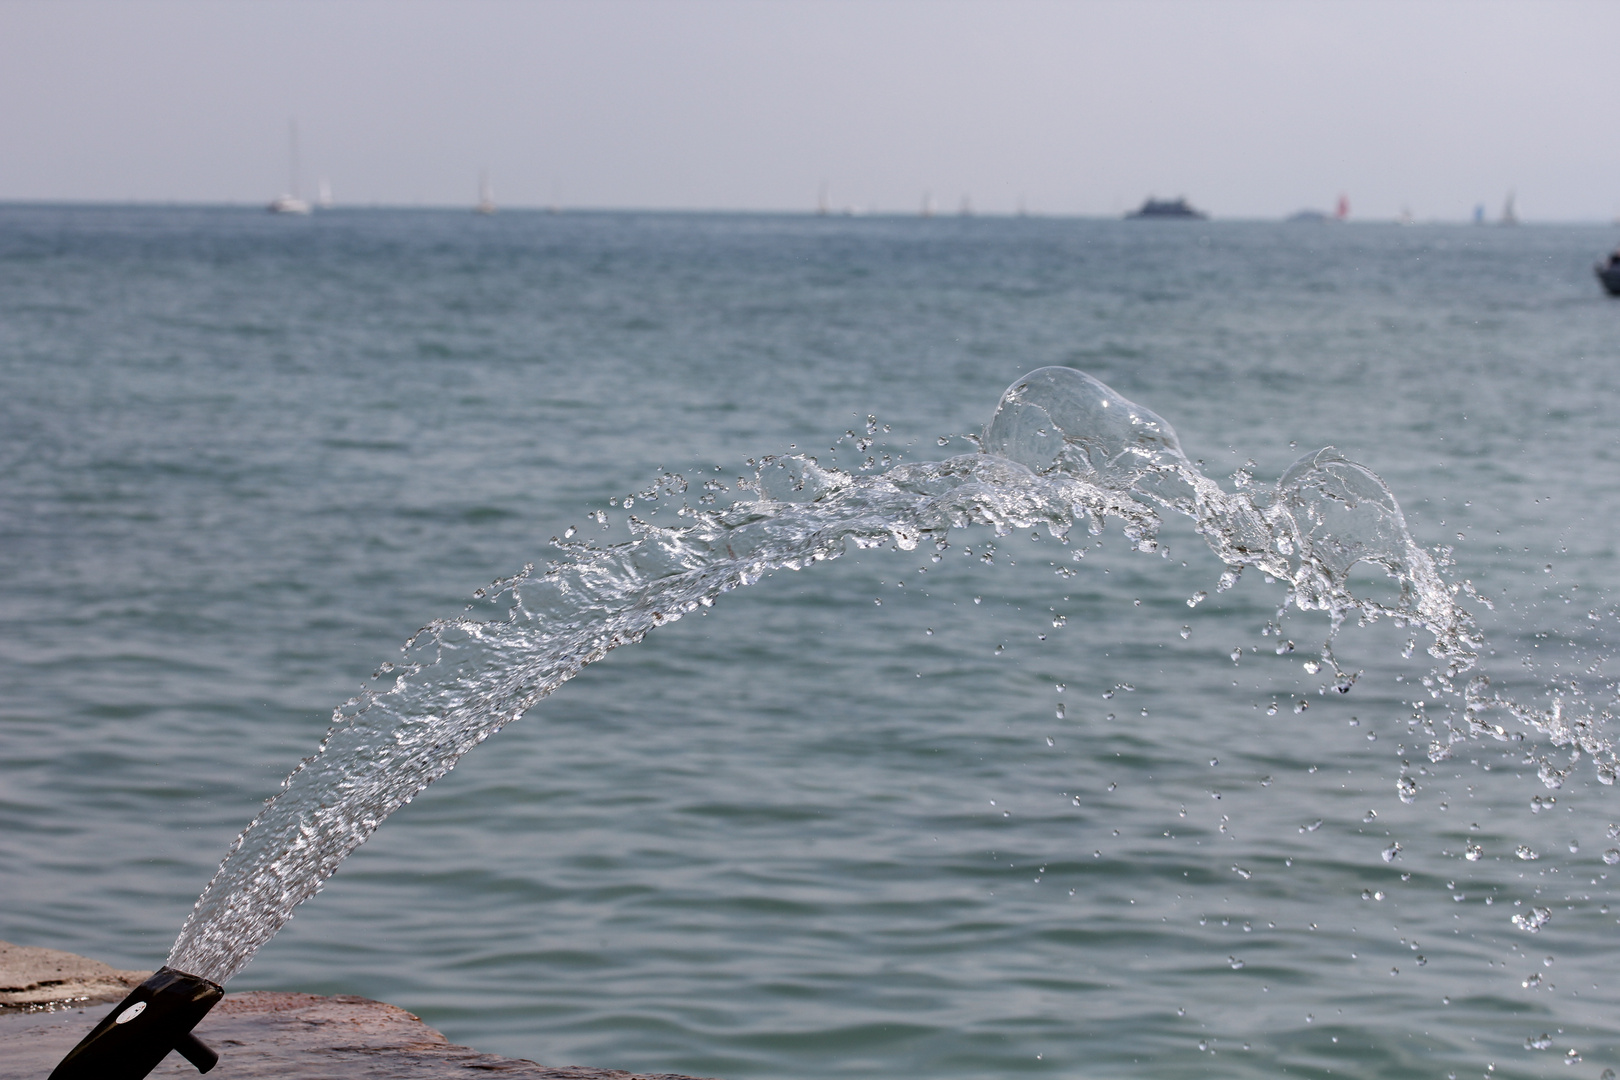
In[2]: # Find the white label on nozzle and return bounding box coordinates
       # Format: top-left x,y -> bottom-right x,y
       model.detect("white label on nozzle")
115,1001 -> 147,1024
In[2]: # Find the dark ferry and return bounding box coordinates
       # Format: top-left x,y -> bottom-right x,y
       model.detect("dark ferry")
1597,247 -> 1620,297
1126,196 -> 1207,220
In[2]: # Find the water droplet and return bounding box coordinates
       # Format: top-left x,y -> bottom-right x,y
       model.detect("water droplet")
1569,840 -> 1579,853
1187,590 -> 1208,607
1302,659 -> 1321,675
1516,845 -> 1539,861
1055,703 -> 1066,719
1465,843 -> 1484,861
1180,625 -> 1191,639
1512,907 -> 1552,933
1605,849 -> 1620,865
1564,1049 -> 1581,1064
1045,736 -> 1054,747
1228,956 -> 1244,969
1397,776 -> 1418,804
1232,866 -> 1252,880
1526,1034 -> 1553,1051
1382,842 -> 1402,863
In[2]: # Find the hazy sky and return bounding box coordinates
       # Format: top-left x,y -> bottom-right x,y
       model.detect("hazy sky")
2,0 -> 1616,220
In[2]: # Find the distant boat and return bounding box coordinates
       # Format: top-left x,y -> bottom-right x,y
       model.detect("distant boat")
1126,197 -> 1206,220
268,120 -> 311,215
1500,191 -> 1518,226
1597,247 -> 1620,297
316,178 -> 333,210
1288,197 -> 1347,224
475,171 -> 496,215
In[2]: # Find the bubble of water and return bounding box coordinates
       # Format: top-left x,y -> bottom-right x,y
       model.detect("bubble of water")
1516,845 -> 1540,860
1604,849 -> 1620,865
1465,843 -> 1484,861
1526,1034 -> 1553,1050
982,366 -> 1189,490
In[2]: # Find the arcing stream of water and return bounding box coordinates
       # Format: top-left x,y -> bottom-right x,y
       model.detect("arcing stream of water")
166,366 -> 1616,993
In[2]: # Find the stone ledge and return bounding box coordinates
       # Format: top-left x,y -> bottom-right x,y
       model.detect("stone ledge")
0,941 -> 149,1011
0,943 -> 717,1080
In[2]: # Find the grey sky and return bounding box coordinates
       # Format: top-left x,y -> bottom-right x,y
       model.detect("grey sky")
1,0 -> 1615,220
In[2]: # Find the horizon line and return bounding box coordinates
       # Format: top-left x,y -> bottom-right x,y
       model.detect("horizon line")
1,197 -> 1617,227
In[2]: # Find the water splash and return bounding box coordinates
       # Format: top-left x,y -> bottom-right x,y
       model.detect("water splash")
166,366 -> 1615,984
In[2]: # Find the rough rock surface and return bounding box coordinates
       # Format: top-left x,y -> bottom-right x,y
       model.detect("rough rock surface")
0,943 -> 716,1080
0,941 -> 149,1010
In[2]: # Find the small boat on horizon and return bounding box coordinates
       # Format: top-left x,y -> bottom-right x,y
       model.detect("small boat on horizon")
1126,196 -> 1206,220
475,171 -> 496,215
1597,247 -> 1620,297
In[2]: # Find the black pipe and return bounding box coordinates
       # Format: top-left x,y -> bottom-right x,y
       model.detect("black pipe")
48,966 -> 224,1080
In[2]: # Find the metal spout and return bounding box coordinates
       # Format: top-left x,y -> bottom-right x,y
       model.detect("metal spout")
48,966 -> 224,1080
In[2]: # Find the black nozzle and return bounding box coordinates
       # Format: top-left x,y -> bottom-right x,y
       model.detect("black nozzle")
48,966 -> 224,1080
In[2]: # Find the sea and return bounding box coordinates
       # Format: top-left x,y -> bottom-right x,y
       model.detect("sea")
3,204 -> 1620,1080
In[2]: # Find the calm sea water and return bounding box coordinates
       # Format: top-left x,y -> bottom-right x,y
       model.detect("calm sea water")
3,205 -> 1620,1079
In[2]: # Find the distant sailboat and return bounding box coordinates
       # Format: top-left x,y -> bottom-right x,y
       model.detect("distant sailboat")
1499,190 -> 1518,226
475,170 -> 496,215
268,120 -> 311,215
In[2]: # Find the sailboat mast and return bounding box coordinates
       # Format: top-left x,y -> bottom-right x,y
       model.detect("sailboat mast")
288,120 -> 301,200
